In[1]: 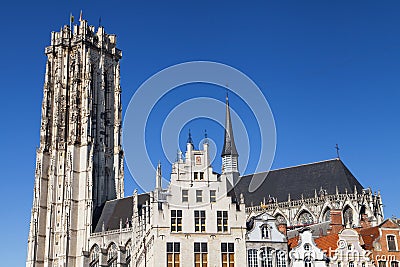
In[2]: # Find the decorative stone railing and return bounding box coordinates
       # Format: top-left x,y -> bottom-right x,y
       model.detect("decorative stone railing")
90,227 -> 133,237
245,193 -> 367,213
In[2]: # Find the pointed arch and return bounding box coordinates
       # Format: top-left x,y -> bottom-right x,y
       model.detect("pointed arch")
107,242 -> 118,267
273,208 -> 289,225
89,244 -> 100,267
343,205 -> 354,226
321,207 -> 331,222
294,207 -> 315,225
125,239 -> 132,267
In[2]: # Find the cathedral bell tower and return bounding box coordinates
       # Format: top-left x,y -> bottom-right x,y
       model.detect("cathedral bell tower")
26,17 -> 124,267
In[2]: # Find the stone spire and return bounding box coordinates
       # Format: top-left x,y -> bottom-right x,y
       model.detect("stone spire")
221,94 -> 238,157
221,94 -> 239,175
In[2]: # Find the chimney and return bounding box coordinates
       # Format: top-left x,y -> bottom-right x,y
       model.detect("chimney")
278,222 -> 287,236
328,209 -> 343,234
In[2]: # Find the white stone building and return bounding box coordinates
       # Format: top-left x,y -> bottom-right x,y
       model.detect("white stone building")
289,228 -> 329,267
26,18 -> 386,267
246,212 -> 289,267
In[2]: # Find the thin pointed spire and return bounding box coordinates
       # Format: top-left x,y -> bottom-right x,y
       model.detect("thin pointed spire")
221,94 -> 238,157
187,129 -> 193,145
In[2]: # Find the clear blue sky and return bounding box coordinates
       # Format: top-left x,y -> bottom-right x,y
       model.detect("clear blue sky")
0,1 -> 399,265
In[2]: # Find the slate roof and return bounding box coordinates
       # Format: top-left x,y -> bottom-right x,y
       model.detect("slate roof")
234,159 -> 364,206
93,193 -> 149,232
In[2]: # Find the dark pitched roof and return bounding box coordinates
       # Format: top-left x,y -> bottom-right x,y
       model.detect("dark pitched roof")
93,193 -> 149,232
221,96 -> 238,157
234,159 -> 363,206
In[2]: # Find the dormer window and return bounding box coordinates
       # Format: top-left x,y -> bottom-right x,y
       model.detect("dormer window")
261,225 -> 270,239
304,244 -> 311,251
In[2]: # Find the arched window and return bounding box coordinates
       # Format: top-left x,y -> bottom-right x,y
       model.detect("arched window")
305,256 -> 313,267
349,262 -> 354,267
323,209 -> 331,222
90,245 -> 100,267
126,242 -> 131,267
298,211 -> 314,225
248,249 -> 258,267
260,247 -> 273,267
277,250 -> 287,267
304,244 -> 311,251
261,225 -> 270,239
343,206 -> 353,226
107,243 -> 117,267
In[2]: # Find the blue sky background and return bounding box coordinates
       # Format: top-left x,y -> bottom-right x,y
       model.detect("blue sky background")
0,1 -> 399,265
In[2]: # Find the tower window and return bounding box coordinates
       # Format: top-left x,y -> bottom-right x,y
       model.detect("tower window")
182,190 -> 188,203
194,242 -> 208,267
387,235 -> 397,251
221,243 -> 234,267
171,210 -> 182,232
194,210 -> 206,232
167,242 -> 180,267
217,211 -> 228,232
210,190 -> 216,203
196,190 -> 203,202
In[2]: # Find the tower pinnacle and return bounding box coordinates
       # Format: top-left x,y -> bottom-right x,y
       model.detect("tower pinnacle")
221,94 -> 238,157
221,94 -> 239,175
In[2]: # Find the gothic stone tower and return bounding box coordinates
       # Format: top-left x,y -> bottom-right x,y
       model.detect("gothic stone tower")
26,18 -> 124,267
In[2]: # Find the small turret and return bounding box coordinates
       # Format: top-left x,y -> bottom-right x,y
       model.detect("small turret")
221,94 -> 239,174
156,161 -> 162,190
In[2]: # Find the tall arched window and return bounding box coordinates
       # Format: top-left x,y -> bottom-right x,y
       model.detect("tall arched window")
323,209 -> 331,222
343,206 -> 353,226
107,243 -> 117,267
298,211 -> 314,225
90,245 -> 100,267
248,249 -> 258,267
126,242 -> 132,267
260,247 -> 273,267
277,250 -> 287,267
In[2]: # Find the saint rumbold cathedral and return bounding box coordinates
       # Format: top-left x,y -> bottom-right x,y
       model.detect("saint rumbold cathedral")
26,19 -> 384,267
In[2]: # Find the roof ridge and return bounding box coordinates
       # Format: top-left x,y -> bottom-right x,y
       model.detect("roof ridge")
241,158 -> 341,177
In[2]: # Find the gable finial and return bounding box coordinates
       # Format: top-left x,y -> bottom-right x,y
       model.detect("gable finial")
335,144 -> 340,159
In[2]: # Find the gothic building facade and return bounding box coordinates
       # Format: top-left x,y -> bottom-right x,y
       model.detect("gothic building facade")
27,19 -> 385,267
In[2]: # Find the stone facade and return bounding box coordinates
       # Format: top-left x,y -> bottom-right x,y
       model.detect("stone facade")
27,18 -> 389,267
26,18 -> 124,267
